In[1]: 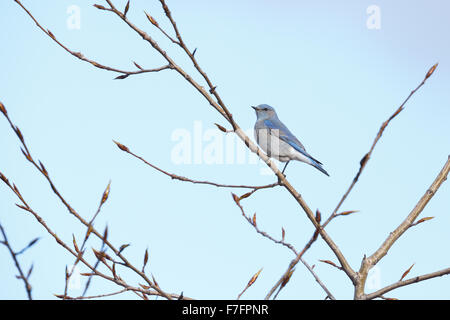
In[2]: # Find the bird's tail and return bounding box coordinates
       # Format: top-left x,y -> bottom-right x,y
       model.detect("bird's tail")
309,159 -> 330,176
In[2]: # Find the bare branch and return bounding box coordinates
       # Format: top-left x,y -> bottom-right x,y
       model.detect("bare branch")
56,288 -> 128,300
0,223 -> 34,299
0,104 -> 175,300
15,1 -> 352,284
2,168 -> 194,300
113,140 -> 280,192
157,0 -> 234,124
301,259 -> 335,300
68,180 -> 112,299
15,237 -> 40,256
231,193 -> 298,255
265,210 -> 325,299
283,64 -> 441,298
14,0 -> 171,79
99,0 -> 357,287
356,155 -> 450,299
366,266 -> 450,300
232,197 -> 335,299
11,0 -> 445,301
370,156 -> 449,265
144,11 -> 180,45
323,63 -> 439,228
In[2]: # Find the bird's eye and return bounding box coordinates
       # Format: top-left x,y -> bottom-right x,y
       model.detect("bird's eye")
263,108 -> 268,111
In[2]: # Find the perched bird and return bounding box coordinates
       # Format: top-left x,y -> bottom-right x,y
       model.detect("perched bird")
252,104 -> 329,176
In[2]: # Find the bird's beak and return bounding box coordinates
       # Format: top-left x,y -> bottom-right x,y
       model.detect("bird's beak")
251,106 -> 257,111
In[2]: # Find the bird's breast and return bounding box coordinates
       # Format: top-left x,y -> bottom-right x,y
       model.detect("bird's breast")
254,128 -> 292,162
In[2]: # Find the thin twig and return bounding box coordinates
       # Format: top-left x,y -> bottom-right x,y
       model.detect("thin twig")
15,0 -> 352,284
265,233 -> 319,299
102,0 -> 356,288
113,140 -> 280,192
356,155 -> 450,299
102,0 -> 229,120
12,0 -> 444,301
64,182 -> 111,298
323,63 -> 439,229
276,64 -> 440,299
0,103 -> 173,300
0,223 -> 34,300
232,196 -> 335,299
300,258 -> 335,300
157,0 -> 235,125
265,211 -> 328,300
58,288 -> 128,300
366,266 -> 450,300
14,0 -> 171,79
1,170 -> 194,300
231,194 -> 298,255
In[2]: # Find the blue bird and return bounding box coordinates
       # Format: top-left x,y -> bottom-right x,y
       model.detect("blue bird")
252,104 -> 329,176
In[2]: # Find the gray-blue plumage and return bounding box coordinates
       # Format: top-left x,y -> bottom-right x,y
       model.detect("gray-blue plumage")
252,104 -> 329,176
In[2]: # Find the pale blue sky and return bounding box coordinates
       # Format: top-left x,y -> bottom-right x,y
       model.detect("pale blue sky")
1,0 -> 449,299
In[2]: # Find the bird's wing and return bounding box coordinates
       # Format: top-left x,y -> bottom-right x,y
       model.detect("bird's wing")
263,119 -> 323,165
263,119 -> 305,149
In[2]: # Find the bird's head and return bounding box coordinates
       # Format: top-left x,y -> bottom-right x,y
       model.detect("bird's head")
251,104 -> 277,120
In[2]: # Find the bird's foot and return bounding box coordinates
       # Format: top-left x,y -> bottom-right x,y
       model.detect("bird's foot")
277,173 -> 286,184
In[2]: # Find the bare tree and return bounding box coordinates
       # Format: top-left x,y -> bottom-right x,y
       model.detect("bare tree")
1,0 -> 448,300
